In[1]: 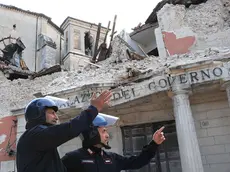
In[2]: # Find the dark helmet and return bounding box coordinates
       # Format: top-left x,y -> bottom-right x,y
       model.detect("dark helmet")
81,114 -> 118,149
25,98 -> 58,122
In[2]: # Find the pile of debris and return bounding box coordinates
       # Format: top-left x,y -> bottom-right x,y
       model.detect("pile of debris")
0,70 -> 62,117
2,0 -> 230,116
145,0 -> 208,24
40,36 -> 160,94
41,32 -> 230,95
1,35 -> 230,116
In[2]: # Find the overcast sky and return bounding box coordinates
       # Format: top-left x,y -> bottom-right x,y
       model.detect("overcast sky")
0,0 -> 161,33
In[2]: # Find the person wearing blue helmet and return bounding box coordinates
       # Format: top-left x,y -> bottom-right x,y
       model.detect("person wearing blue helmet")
16,90 -> 112,172
61,114 -> 165,172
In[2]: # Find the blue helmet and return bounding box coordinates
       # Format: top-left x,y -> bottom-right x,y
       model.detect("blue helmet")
92,115 -> 107,127
81,114 -> 119,149
93,113 -> 119,127
25,98 -> 58,122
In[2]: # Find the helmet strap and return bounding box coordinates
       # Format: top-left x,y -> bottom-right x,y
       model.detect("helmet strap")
100,142 -> 111,149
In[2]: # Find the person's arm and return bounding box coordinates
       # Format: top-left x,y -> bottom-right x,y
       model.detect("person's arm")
114,140 -> 158,171
115,126 -> 165,171
28,105 -> 98,150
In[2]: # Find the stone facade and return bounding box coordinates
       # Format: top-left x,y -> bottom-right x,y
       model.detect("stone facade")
61,17 -> 108,71
2,0 -> 230,172
7,88 -> 230,172
194,101 -> 230,172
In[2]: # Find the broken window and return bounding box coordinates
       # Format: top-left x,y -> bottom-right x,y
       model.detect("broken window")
148,48 -> 159,56
84,31 -> 94,56
74,29 -> 81,50
121,121 -> 182,172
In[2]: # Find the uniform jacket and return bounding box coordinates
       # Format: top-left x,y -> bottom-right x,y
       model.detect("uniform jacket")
16,105 -> 98,172
62,140 -> 158,172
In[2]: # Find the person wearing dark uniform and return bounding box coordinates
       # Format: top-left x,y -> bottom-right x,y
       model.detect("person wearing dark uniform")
16,91 -> 112,172
62,114 -> 165,172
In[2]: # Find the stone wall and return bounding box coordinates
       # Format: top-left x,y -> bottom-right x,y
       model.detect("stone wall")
156,0 -> 230,57
193,101 -> 230,172
37,44 -> 57,71
0,6 -> 62,72
0,7 -> 37,71
1,88 -> 230,171
103,90 -> 230,172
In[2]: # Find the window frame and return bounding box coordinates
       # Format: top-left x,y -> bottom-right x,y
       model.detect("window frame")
121,120 -> 181,172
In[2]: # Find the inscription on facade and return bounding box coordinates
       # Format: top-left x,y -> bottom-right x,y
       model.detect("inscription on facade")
56,66 -> 227,109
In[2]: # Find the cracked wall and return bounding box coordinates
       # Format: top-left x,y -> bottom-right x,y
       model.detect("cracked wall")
157,0 -> 230,56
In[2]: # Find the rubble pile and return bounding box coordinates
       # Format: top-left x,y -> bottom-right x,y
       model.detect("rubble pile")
42,37 -> 166,95
1,36 -> 159,116
1,0 -> 230,117
184,0 -> 229,35
157,0 -> 230,34
158,0 -> 230,51
43,37 -> 230,95
158,47 -> 230,68
1,35 -> 230,117
0,72 -> 61,116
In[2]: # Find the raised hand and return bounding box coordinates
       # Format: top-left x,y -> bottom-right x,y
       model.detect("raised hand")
90,90 -> 112,112
153,126 -> 165,145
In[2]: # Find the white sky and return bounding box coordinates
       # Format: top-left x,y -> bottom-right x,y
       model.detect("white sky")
0,0 -> 161,33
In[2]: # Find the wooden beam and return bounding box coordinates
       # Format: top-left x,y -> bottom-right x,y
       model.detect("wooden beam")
93,23 -> 101,59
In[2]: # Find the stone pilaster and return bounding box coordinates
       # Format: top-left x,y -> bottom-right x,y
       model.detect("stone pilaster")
171,87 -> 204,172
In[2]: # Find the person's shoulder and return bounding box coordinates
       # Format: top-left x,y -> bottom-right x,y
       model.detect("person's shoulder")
37,124 -> 48,129
23,125 -> 48,136
29,125 -> 49,132
26,124 -> 48,130
103,150 -> 118,157
61,148 -> 85,163
65,148 -> 84,158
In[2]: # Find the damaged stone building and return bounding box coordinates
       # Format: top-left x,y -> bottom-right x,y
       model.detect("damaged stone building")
0,3 -> 63,73
0,3 -> 108,79
1,0 -> 230,172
